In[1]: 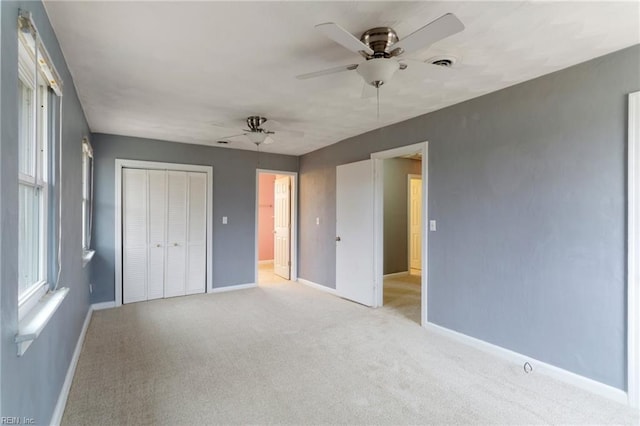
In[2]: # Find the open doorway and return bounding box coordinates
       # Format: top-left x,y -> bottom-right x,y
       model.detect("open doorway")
256,170 -> 298,286
381,157 -> 422,324
334,142 -> 427,324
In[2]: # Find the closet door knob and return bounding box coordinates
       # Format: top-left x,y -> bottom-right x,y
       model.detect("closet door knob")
156,244 -> 161,248
174,243 -> 179,247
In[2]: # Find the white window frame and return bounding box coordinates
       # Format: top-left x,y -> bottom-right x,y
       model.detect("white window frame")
15,8 -> 67,357
17,40 -> 49,320
628,91 -> 640,408
82,138 -> 95,266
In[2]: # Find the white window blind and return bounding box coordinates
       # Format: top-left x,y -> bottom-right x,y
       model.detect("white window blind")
18,10 -> 63,96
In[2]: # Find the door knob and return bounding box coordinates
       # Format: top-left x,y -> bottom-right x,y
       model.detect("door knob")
335,236 -> 341,242
174,243 -> 179,246
156,244 -> 161,248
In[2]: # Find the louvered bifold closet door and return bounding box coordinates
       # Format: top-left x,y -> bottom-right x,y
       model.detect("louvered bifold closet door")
165,171 -> 188,298
123,169 -> 148,304
147,170 -> 167,300
186,172 -> 207,295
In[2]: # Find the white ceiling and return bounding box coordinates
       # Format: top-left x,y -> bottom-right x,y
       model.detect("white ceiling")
44,1 -> 640,156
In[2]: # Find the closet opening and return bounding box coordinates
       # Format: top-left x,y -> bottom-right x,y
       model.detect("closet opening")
114,160 -> 213,307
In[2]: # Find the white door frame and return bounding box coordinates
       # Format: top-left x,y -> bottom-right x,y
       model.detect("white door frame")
628,91 -> 640,408
115,159 -> 213,307
408,173 -> 422,273
371,142 -> 428,324
255,169 -> 298,283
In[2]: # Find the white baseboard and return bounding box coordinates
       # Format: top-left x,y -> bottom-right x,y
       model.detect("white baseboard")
91,301 -> 116,311
424,322 -> 629,405
210,283 -> 257,293
258,259 -> 274,265
383,271 -> 409,278
297,278 -> 338,296
51,305 -> 93,426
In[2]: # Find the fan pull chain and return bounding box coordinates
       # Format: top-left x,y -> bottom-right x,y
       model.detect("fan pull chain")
376,86 -> 380,120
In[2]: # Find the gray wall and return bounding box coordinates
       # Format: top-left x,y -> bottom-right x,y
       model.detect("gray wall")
1,1 -> 92,423
90,134 -> 298,303
384,158 -> 421,274
298,45 -> 640,390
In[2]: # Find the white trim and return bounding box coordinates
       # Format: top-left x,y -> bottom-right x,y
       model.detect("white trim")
255,169 -> 298,284
91,301 -> 116,311
210,283 -> 257,293
383,271 -> 409,278
115,159 -> 213,306
258,259 -> 274,265
15,287 -> 69,356
628,90 -> 640,408
18,281 -> 48,322
425,321 -> 628,405
371,142 -> 428,324
297,278 -> 339,296
51,305 -> 92,426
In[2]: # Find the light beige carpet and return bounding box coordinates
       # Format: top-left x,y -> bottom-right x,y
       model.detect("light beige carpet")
62,280 -> 638,425
383,273 -> 422,325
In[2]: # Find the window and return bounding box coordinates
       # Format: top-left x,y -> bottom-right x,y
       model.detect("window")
82,138 -> 93,253
18,40 -> 49,307
16,10 -> 63,321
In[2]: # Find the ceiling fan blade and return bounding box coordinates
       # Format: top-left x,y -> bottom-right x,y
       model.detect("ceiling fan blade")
399,59 -> 458,80
296,63 -> 359,80
262,120 -> 305,137
263,135 -> 275,145
315,22 -> 374,55
276,129 -> 305,138
393,13 -> 464,55
219,133 -> 247,140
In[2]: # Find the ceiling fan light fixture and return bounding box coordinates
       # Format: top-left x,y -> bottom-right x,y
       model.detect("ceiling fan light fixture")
247,131 -> 268,144
356,58 -> 399,87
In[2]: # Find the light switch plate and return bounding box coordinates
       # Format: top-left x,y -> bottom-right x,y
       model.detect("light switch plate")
316,217 -> 320,225
429,220 -> 437,231
222,216 -> 228,224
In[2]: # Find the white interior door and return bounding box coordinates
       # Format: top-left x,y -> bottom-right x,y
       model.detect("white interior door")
409,176 -> 422,271
147,170 -> 166,300
123,168 -> 148,304
273,175 -> 291,279
336,159 -> 375,306
186,172 -> 207,294
165,171 -> 188,298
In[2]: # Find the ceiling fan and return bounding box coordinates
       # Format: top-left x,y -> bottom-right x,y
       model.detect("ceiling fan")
297,13 -> 465,92
216,116 -> 304,146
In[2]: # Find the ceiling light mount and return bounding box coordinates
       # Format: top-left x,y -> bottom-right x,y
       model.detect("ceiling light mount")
360,27 -> 399,59
246,116 -> 268,132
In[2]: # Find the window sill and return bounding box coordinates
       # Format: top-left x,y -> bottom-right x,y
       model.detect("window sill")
82,249 -> 95,268
15,287 -> 69,356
